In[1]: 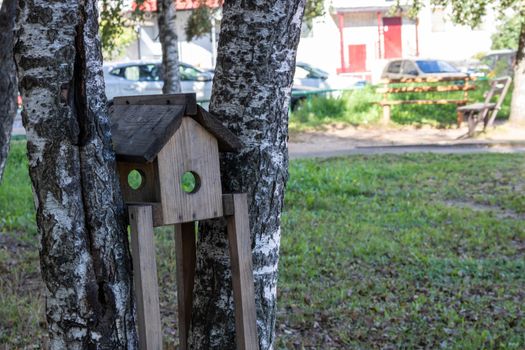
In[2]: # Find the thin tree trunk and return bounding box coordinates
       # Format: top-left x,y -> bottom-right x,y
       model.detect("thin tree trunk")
158,0 -> 181,94
189,2 -> 305,349
509,15 -> 525,123
15,0 -> 137,348
0,0 -> 17,182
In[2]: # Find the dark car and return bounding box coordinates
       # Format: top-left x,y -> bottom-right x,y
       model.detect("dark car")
480,50 -> 516,77
381,59 -> 466,80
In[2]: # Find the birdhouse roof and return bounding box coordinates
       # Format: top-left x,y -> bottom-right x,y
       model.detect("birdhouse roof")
109,93 -> 242,163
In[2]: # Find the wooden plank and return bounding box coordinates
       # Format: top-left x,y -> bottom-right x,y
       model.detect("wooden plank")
379,76 -> 474,84
457,102 -> 496,112
226,194 -> 259,350
125,202 -> 164,227
174,222 -> 197,350
128,206 -> 162,350
382,105 -> 391,125
377,85 -> 475,94
112,93 -> 198,115
110,104 -> 185,162
158,117 -> 223,224
117,160 -> 161,204
192,105 -> 242,152
380,99 -> 468,106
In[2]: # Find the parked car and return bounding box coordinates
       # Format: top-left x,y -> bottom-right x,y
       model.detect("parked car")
479,50 -> 516,77
294,62 -> 365,91
103,61 -> 213,101
291,62 -> 366,109
381,59 -> 467,80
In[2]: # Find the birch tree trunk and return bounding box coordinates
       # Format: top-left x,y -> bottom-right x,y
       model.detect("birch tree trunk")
15,0 -> 137,348
189,1 -> 305,349
509,15 -> 525,123
0,0 -> 17,182
158,0 -> 181,94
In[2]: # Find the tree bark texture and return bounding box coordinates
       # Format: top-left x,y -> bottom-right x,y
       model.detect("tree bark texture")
189,2 -> 305,349
158,0 -> 181,94
509,13 -> 525,123
0,0 -> 17,182
15,0 -> 137,348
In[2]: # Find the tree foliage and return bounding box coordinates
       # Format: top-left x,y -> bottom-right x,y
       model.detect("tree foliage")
99,0 -> 131,59
397,0 -> 522,27
186,0 -> 324,41
492,13 -> 522,50
185,5 -> 216,41
99,0 -> 148,60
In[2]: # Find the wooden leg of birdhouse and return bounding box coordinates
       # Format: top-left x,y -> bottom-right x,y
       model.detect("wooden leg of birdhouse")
128,205 -> 162,350
226,194 -> 259,350
174,222 -> 197,350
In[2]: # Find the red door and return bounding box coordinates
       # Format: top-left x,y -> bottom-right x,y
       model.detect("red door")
348,45 -> 367,72
383,17 -> 402,58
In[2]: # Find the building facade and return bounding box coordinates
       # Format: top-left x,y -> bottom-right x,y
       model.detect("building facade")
297,0 -> 497,82
118,0 -> 497,81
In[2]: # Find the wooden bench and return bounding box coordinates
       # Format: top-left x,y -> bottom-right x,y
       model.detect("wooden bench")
377,76 -> 477,124
457,76 -> 512,137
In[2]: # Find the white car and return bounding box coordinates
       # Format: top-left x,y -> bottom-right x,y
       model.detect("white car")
294,62 -> 366,91
103,61 -> 213,102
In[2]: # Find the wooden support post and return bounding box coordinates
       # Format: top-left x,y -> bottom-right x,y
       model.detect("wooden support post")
382,104 -> 391,124
174,222 -> 197,350
226,194 -> 259,350
129,205 -> 163,350
457,110 -> 463,128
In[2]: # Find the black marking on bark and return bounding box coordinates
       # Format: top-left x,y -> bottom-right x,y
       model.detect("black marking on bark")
74,12 -> 89,148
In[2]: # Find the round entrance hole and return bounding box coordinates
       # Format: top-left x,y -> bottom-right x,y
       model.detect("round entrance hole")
128,169 -> 145,190
181,171 -> 201,194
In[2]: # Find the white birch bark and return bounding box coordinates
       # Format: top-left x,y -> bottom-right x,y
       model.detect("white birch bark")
0,0 -> 17,182
189,1 -> 306,349
15,0 -> 137,348
509,15 -> 525,123
158,0 -> 181,94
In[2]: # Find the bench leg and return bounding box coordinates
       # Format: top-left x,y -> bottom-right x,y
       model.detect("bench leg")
484,109 -> 498,130
467,111 -> 478,137
456,110 -> 463,128
382,105 -> 391,125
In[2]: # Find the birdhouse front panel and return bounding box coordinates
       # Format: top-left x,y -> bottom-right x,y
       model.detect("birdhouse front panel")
157,117 -> 223,224
117,160 -> 161,204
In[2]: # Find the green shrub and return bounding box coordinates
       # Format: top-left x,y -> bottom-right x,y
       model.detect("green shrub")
290,86 -> 381,130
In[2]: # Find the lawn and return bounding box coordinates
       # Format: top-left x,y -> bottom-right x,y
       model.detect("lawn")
1,142 -> 524,349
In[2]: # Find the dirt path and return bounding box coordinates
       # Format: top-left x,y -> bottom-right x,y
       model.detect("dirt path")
289,122 -> 525,158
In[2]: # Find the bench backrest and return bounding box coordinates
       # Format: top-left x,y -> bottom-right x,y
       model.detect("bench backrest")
378,76 -> 476,102
484,76 -> 512,110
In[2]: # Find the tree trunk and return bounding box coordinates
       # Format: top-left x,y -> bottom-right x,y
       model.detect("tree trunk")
509,15 -> 525,123
189,1 -> 305,349
0,0 -> 17,182
15,0 -> 137,348
158,0 -> 181,94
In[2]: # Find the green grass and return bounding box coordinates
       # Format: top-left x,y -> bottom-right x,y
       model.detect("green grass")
290,80 -> 513,130
0,140 -> 35,235
1,143 -> 524,348
278,154 -> 525,348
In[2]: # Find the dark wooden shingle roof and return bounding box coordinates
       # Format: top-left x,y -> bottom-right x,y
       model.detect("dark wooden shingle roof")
109,93 -> 241,163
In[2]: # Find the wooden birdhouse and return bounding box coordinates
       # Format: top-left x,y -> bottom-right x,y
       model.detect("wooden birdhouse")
110,93 -> 240,225
109,94 -> 259,350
